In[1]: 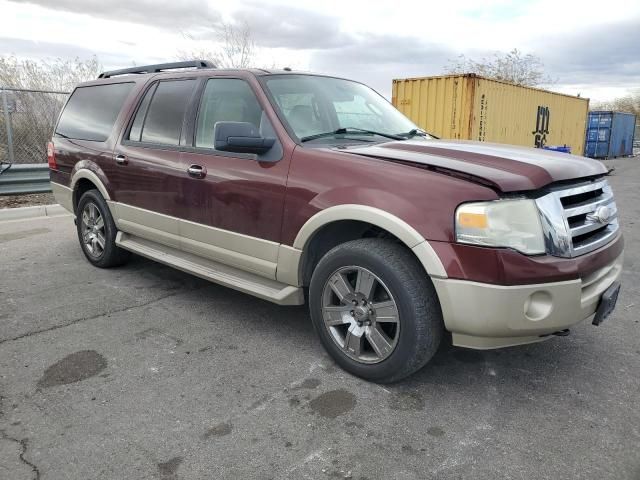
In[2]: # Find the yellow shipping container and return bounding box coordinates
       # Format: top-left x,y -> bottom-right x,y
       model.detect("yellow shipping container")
392,74 -> 589,156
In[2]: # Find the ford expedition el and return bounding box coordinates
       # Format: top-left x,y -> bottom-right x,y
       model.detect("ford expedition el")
49,61 -> 623,382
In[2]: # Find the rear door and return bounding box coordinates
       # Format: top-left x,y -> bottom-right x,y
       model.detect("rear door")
112,78 -> 198,247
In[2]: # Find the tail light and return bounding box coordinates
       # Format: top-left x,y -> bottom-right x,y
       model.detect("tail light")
47,141 -> 57,170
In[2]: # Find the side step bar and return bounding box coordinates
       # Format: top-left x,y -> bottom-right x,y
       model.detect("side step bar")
116,232 -> 304,306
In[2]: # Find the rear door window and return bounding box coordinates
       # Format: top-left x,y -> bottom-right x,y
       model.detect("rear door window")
56,83 -> 134,141
128,79 -> 197,146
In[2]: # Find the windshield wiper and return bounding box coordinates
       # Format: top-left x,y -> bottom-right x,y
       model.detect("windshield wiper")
300,127 -> 405,143
398,128 -> 429,139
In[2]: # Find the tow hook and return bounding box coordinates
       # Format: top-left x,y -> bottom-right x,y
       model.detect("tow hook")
540,329 -> 570,338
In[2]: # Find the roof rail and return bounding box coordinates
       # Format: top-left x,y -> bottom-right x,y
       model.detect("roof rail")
98,60 -> 216,79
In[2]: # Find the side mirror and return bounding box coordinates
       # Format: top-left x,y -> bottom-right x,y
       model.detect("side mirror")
214,121 -> 276,154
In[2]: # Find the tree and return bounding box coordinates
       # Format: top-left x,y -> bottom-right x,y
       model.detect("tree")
0,56 -> 102,164
444,48 -> 551,87
178,21 -> 256,69
0,55 -> 102,92
591,89 -> 640,116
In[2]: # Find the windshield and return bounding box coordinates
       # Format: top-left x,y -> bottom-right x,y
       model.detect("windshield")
262,75 -> 429,143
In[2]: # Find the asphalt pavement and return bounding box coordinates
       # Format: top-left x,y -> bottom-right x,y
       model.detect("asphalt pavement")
1,158 -> 639,480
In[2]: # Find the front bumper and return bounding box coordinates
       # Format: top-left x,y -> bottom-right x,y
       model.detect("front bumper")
432,252 -> 624,349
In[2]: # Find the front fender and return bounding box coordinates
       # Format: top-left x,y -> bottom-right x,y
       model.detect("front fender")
292,203 -> 447,279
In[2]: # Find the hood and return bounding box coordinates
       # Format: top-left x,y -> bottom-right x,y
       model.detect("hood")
340,140 -> 607,192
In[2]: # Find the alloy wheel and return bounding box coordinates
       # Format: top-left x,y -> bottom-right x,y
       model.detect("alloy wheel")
321,266 -> 400,364
81,202 -> 106,258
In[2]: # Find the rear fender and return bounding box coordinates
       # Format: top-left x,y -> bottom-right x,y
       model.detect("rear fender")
70,161 -> 112,204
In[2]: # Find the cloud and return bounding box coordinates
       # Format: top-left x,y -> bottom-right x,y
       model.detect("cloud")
9,0 -> 220,29
0,37 -> 159,70
231,3 -> 353,49
310,35 -> 455,97
539,18 -> 640,86
3,0 -> 639,102
308,14 -> 640,100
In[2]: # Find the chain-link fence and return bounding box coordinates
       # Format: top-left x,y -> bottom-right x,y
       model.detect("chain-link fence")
0,87 -> 69,166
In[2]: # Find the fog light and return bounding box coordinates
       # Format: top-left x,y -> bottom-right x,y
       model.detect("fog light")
524,291 -> 553,321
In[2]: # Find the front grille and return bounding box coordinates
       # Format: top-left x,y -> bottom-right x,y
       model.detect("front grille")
535,178 -> 619,257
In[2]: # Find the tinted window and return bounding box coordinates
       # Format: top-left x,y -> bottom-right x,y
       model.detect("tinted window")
128,84 -> 155,142
56,83 -> 133,141
195,79 -> 263,148
130,79 -> 196,146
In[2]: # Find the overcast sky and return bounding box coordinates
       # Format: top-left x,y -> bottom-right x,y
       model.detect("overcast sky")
1,0 -> 639,102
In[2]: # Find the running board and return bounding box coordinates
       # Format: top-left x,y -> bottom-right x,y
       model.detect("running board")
116,232 -> 304,305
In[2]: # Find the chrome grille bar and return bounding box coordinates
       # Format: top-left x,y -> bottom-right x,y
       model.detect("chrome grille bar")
563,193 -> 614,217
535,178 -> 619,258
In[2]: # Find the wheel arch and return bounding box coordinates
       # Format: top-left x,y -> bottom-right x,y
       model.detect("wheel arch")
283,205 -> 447,287
71,169 -> 111,211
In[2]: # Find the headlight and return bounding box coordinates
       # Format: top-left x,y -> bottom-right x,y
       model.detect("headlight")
455,199 -> 545,255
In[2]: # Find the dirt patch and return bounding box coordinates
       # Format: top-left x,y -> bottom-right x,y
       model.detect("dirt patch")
427,426 -> 445,438
292,378 -> 321,390
309,389 -> 356,419
37,350 -> 107,389
202,422 -> 232,439
158,456 -> 183,480
0,193 -> 56,209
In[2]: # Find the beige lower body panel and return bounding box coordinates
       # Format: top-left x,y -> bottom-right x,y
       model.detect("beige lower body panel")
116,232 -> 304,305
276,245 -> 303,286
433,252 -> 623,349
112,202 -> 279,279
50,182 -> 74,213
57,191 -> 302,304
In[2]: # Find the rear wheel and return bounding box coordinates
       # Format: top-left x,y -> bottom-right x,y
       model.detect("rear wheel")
309,238 -> 443,383
76,189 -> 130,268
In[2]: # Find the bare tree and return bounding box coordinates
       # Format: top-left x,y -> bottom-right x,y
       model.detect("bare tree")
591,89 -> 640,116
0,55 -> 102,92
445,48 -> 551,87
0,56 -> 102,163
178,21 -> 256,69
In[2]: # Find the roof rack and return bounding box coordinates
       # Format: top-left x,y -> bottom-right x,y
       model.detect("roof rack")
98,60 -> 216,79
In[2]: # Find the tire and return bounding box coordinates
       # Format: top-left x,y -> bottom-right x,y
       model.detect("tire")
309,238 -> 443,383
76,189 -> 130,268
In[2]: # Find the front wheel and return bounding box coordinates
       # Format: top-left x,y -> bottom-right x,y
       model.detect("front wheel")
309,238 -> 443,383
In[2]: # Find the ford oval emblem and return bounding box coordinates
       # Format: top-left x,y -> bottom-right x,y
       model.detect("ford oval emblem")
587,205 -> 613,225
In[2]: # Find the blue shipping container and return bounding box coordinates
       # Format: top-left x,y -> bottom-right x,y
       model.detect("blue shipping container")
585,111 -> 636,158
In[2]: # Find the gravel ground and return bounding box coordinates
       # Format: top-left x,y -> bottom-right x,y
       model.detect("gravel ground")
0,158 -> 638,480
0,193 -> 56,209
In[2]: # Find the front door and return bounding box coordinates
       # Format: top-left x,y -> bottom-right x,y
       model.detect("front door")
179,77 -> 291,278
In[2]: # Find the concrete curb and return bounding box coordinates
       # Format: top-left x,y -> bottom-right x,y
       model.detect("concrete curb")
0,204 -> 71,222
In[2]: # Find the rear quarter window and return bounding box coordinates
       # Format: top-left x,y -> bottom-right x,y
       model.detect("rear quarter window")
56,82 -> 134,141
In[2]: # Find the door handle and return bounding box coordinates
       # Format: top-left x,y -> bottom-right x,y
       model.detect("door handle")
187,164 -> 206,179
115,154 -> 128,165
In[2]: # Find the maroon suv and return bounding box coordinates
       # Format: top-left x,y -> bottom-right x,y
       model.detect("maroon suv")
49,61 -> 623,382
